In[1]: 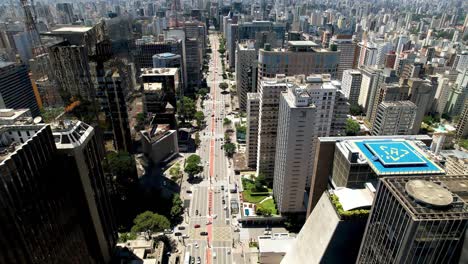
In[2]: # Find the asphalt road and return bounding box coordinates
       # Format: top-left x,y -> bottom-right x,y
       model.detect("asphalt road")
183,32 -> 239,264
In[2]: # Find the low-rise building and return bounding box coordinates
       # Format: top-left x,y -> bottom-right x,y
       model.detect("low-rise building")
141,124 -> 179,165
258,234 -> 295,264
441,150 -> 468,175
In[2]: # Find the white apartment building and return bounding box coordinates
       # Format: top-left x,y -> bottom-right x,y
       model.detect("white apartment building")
371,101 -> 417,136
246,92 -> 260,168
442,150 -> 468,175
341,69 -> 362,106
273,75 -> 344,213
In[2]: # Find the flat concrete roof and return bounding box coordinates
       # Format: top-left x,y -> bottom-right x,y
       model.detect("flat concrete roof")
333,187 -> 373,211
258,236 -> 295,253
288,40 -> 319,47
52,26 -> 93,33
143,82 -> 163,91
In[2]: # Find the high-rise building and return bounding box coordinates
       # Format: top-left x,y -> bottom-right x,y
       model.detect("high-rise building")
441,150 -> 468,175
446,68 -> 468,116
273,76 -> 346,213
51,120 -> 117,263
0,121 -> 116,263
456,99 -> 468,138
246,92 -> 260,169
330,35 -> 358,80
236,42 -> 257,110
306,135 -> 436,215
227,21 -> 286,68
152,52 -> 182,68
357,176 -> 468,263
341,69 -> 362,106
281,188 -> 373,264
256,75 -> 289,181
98,70 -> 133,152
140,68 -> 180,112
367,82 -> 409,126
0,62 -> 40,117
358,42 -> 378,67
185,37 -> 202,90
257,41 -> 340,84
56,3 -> 74,24
372,101 -> 417,136
47,24 -> 108,100
407,78 -> 437,134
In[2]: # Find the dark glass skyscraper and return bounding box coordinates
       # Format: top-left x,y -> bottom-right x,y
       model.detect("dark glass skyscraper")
357,176 -> 468,263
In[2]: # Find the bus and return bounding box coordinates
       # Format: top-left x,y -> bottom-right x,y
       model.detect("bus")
184,254 -> 190,264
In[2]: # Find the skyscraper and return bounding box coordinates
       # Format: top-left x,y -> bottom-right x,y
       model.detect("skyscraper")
246,92 -> 260,169
257,41 -> 340,83
0,61 -> 40,117
357,176 -> 468,263
341,69 -> 362,106
0,121 -> 116,263
273,76 -> 345,213
236,42 -> 257,110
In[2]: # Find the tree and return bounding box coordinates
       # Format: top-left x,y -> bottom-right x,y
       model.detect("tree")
105,151 -> 137,188
223,143 -> 236,157
177,96 -> 196,122
345,119 -> 360,136
256,205 -> 272,216
236,125 -> 247,134
349,104 -> 364,116
184,154 -> 203,176
169,163 -> 181,181
170,194 -> 184,226
219,82 -> 229,90
223,118 -> 231,126
131,211 -> 170,234
197,88 -> 209,98
254,174 -> 268,192
224,132 -> 231,143
194,132 -> 201,148
194,111 -> 205,127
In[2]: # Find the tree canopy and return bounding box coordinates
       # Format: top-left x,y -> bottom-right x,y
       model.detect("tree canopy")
184,154 -> 203,176
177,96 -> 196,122
170,194 -> 184,226
131,211 -> 170,234
105,151 -> 137,184
219,82 -> 229,90
345,119 -> 360,136
194,111 -> 205,127
223,143 -> 236,157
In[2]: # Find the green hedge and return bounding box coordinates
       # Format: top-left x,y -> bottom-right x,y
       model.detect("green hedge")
330,194 -> 369,220
250,192 -> 270,196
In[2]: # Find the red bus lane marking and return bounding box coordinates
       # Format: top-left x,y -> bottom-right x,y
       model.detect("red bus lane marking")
206,36 -> 218,264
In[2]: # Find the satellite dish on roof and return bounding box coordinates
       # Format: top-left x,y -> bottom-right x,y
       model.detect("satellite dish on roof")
33,116 -> 43,124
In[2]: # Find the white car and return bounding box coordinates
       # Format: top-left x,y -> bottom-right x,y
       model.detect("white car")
194,243 -> 199,248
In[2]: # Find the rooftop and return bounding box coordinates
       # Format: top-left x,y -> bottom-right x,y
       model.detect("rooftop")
333,187 -> 374,211
288,40 -> 319,47
352,139 -> 445,175
258,234 -> 295,253
143,82 -> 163,91
153,52 -> 180,59
0,61 -> 15,69
383,175 -> 468,219
51,120 -> 92,148
51,26 -> 93,33
141,68 -> 178,76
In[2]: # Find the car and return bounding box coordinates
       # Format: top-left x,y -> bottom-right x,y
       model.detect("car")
178,226 -> 186,230
224,206 -> 228,210
213,214 -> 217,219
206,221 -> 212,225
164,229 -> 173,234
182,234 -> 190,239
221,185 -> 224,190
186,189 -> 192,193
174,232 -> 182,236
211,114 -> 214,117
194,224 -> 201,228
194,243 -> 199,248
234,228 -> 240,232
222,199 -> 225,204
200,231 -> 208,236
197,257 -> 201,264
